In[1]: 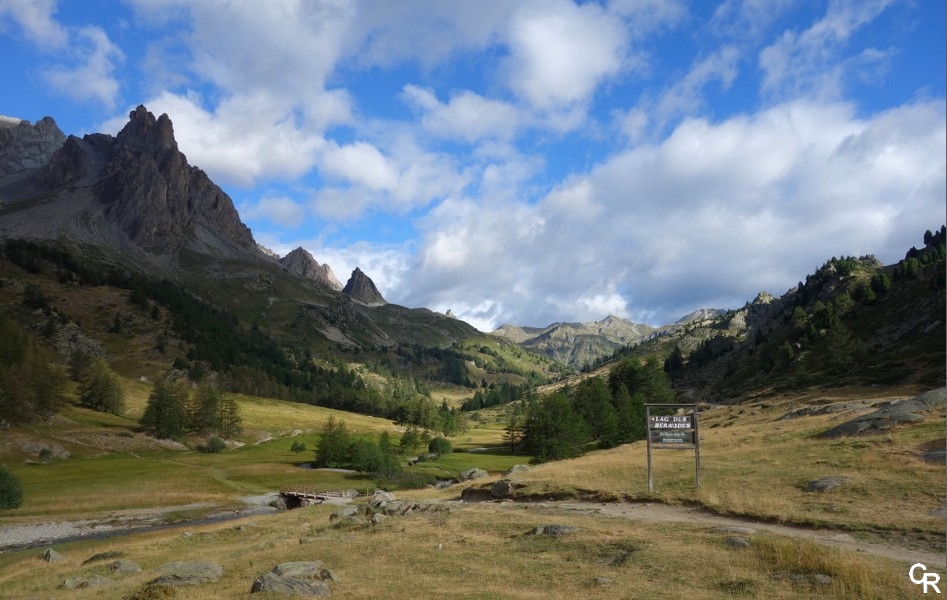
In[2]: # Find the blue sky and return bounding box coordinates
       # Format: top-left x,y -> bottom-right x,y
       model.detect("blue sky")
1,0 -> 944,331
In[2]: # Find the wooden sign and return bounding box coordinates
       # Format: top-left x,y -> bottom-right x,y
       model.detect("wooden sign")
645,404 -> 700,492
650,430 -> 694,444
649,415 -> 693,429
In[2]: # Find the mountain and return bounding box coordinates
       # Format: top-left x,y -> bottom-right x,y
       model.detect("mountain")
342,267 -> 386,306
612,235 -> 946,400
0,106 -> 486,356
279,247 -> 342,290
492,315 -> 656,368
0,115 -> 66,179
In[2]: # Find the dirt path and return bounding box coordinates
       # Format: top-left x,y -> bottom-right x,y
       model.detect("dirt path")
505,500 -> 945,566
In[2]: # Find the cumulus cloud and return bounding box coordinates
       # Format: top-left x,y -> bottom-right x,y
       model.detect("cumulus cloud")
503,1 -> 629,110
394,98 -> 945,329
0,0 -> 67,47
241,194 -> 306,229
402,85 -> 523,143
43,25 -> 124,108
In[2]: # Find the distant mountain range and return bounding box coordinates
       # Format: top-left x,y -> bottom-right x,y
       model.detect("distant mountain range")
491,310 -> 731,368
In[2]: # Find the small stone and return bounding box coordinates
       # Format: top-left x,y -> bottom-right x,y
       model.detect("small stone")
62,575 -> 112,589
108,559 -> 142,574
42,548 -> 63,562
527,524 -> 577,537
595,577 -> 612,586
811,574 -> 833,585
725,536 -> 750,548
371,513 -> 387,525
806,476 -> 849,492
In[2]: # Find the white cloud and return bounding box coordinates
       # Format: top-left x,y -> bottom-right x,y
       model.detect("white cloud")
643,45 -> 742,137
758,0 -> 897,100
402,85 -> 523,143
320,141 -> 399,191
241,195 -> 306,229
503,1 -> 629,110
43,25 -> 124,108
393,98 -> 945,329
0,0 -> 67,47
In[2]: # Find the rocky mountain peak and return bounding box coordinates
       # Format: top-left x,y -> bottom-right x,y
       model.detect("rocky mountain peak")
342,267 -> 386,306
280,247 -> 343,290
115,105 -> 177,154
0,115 -> 66,179
38,105 -> 257,256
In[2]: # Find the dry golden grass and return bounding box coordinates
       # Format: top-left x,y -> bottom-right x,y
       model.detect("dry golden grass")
472,397 -> 946,535
0,501 -> 929,599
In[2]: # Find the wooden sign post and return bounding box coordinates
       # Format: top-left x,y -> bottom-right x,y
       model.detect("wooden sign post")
645,403 -> 700,493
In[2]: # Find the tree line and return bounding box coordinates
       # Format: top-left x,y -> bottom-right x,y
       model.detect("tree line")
513,356 -> 675,462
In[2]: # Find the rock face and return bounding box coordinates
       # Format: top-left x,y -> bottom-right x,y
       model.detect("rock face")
342,267 -> 386,306
280,247 -> 343,290
0,115 -> 66,179
42,105 -> 257,256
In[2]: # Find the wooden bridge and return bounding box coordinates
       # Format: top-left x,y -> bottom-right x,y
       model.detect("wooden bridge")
278,487 -> 360,508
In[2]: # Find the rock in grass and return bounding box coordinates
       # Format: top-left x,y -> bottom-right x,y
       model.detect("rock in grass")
152,560 -> 223,586
42,548 -> 63,562
725,536 -> 751,548
251,571 -> 331,596
805,476 -> 849,492
108,559 -> 142,573
459,468 -> 488,481
83,550 -> 124,564
527,524 -> 577,537
251,562 -> 335,596
62,574 -> 112,589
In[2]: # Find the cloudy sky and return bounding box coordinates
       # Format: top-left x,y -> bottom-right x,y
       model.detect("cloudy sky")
1,1 -> 944,331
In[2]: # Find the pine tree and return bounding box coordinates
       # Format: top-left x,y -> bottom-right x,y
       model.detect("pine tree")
522,393 -> 590,462
141,375 -> 189,439
77,360 -> 125,415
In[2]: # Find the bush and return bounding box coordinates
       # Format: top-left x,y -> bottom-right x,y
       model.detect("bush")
0,466 -> 23,509
428,437 -> 452,456
200,436 -> 227,453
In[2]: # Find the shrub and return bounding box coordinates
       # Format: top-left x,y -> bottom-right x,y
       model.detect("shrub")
0,466 -> 23,509
201,436 -> 227,453
290,441 -> 307,454
428,437 -> 452,456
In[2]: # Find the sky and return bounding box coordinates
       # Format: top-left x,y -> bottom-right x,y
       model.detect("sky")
0,0 -> 944,331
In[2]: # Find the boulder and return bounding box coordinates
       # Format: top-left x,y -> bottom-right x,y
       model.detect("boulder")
459,468 -> 488,481
251,571 -> 331,596
818,388 -> 945,439
152,561 -> 223,586
108,559 -> 142,574
502,464 -> 532,477
42,548 -> 63,562
490,478 -> 522,499
251,562 -> 334,596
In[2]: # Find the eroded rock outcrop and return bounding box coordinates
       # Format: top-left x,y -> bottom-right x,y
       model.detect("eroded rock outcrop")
280,247 -> 343,290
342,267 -> 386,306
0,115 -> 66,179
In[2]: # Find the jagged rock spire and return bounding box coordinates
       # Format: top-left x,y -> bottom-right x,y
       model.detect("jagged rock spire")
342,267 -> 386,306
